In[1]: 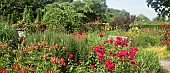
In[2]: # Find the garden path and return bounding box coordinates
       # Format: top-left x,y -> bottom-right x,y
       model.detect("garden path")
160,60 -> 170,73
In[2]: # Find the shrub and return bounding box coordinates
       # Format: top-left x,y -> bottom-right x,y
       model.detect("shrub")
42,2 -> 85,32
135,50 -> 160,73
134,32 -> 162,48
0,22 -> 19,48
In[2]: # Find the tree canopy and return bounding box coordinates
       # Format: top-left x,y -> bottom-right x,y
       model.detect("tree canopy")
146,0 -> 170,17
0,0 -> 73,20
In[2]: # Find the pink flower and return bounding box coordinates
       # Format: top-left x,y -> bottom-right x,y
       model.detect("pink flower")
50,56 -> 58,64
22,66 -> 27,73
161,24 -> 169,28
78,60 -> 81,64
114,45 -> 118,49
68,54 -> 74,60
13,50 -> 17,53
97,52 -> 104,61
105,60 -> 115,71
52,44 -> 58,49
59,58 -> 66,66
90,64 -> 95,69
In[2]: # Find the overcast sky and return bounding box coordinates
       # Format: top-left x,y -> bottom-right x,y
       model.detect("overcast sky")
106,0 -> 157,20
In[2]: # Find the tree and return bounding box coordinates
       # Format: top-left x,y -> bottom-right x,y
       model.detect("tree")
73,0 -> 107,23
152,16 -> 166,22
146,0 -> 170,17
0,0 -> 73,21
136,14 -> 150,22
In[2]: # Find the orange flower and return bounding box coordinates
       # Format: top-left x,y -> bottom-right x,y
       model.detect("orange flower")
13,50 -> 17,53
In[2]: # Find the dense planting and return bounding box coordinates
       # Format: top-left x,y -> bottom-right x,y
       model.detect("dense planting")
0,0 -> 170,73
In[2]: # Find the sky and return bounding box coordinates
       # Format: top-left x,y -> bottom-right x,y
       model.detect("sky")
106,0 -> 157,20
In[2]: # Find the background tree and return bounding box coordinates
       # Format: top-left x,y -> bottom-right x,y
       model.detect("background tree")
73,0 -> 107,23
152,16 -> 166,22
136,14 -> 150,22
0,0 -> 73,22
146,0 -> 170,17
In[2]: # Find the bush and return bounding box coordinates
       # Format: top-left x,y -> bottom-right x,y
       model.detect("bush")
134,32 -> 162,48
0,22 -> 19,48
42,2 -> 85,32
135,50 -> 160,73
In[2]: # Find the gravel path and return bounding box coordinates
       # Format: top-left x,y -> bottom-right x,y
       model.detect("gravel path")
160,60 -> 170,73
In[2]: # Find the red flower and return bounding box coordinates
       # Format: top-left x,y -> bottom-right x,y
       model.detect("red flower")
164,40 -> 170,45
97,52 -> 104,61
0,69 -> 9,73
23,49 -> 27,53
104,38 -> 114,44
108,51 -> 114,55
90,64 -> 95,69
159,38 -> 164,41
78,60 -> 81,64
17,56 -> 22,61
50,56 -> 58,64
129,46 -> 138,59
104,40 -> 110,44
114,37 -> 128,48
59,58 -> 66,66
30,65 -> 34,71
105,60 -> 115,71
99,32 -> 104,37
52,44 -> 58,49
43,53 -> 49,59
37,20 -> 42,24
11,64 -> 18,69
166,31 -> 170,35
130,60 -> 136,64
43,71 -> 48,73
68,54 -> 74,60
161,24 -> 169,28
22,66 -> 27,73
116,50 -> 129,58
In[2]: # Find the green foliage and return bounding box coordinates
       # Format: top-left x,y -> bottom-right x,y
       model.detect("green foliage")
0,22 -> 19,48
43,2 -> 85,32
135,50 -> 160,73
134,32 -> 162,48
146,0 -> 170,17
136,14 -> 150,22
152,16 -> 166,22
22,6 -> 34,24
0,0 -> 67,22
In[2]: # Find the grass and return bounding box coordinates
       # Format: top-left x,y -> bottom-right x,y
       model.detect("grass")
144,46 -> 170,60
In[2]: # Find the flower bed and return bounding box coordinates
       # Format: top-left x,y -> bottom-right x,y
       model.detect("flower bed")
0,31 -> 160,73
